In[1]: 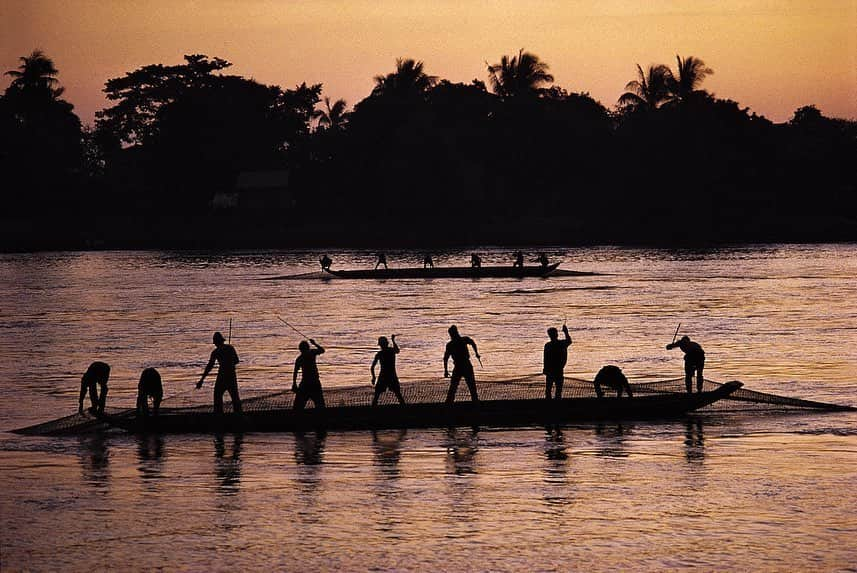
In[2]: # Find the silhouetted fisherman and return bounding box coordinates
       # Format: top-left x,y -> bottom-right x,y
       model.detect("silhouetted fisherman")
535,252 -> 550,268
666,335 -> 705,393
79,361 -> 110,414
470,253 -> 482,268
293,338 -> 326,409
443,325 -> 480,403
375,252 -> 388,270
319,254 -> 332,271
543,324 -> 572,399
423,254 -> 434,268
136,367 -> 163,416
593,365 -> 634,398
371,335 -> 405,406
512,251 -> 524,268
196,332 -> 242,414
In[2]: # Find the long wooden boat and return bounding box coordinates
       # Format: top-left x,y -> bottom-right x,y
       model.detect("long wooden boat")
324,262 -> 567,279
100,381 -> 744,434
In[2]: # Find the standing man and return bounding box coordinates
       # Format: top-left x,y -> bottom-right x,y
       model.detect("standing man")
196,332 -> 242,414
423,253 -> 434,268
319,254 -> 332,271
371,335 -> 405,405
443,325 -> 480,403
79,361 -> 110,414
512,251 -> 524,268
666,335 -> 705,393
543,324 -> 572,399
375,253 -> 388,270
293,338 -> 326,409
470,253 -> 482,269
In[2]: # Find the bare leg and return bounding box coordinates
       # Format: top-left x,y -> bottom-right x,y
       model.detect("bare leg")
464,373 -> 479,402
446,375 -> 461,403
555,377 -> 564,400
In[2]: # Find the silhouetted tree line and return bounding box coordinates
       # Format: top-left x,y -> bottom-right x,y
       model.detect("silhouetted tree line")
2,50 -> 855,250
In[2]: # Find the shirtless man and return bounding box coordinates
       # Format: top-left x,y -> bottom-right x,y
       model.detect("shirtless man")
443,325 -> 481,403
371,335 -> 405,405
196,332 -> 242,414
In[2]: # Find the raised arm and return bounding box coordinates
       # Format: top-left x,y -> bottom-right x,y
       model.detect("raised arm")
310,338 -> 325,355
563,324 -> 572,347
196,351 -> 216,389
392,335 -> 400,354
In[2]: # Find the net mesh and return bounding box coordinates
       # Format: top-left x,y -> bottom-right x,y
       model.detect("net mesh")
13,375 -> 854,436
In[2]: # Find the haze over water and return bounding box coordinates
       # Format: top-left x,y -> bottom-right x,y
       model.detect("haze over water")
1,244 -> 855,570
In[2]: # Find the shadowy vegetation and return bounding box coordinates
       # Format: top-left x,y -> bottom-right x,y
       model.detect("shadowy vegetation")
2,50 -> 855,250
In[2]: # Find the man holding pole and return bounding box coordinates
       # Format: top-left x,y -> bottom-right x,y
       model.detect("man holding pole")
543,323 -> 572,399
666,335 -> 706,393
196,332 -> 242,414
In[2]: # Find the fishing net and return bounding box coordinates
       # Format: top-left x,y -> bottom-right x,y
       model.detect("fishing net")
13,375 -> 854,436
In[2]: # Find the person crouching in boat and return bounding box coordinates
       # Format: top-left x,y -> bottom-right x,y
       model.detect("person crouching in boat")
371,335 -> 405,405
593,365 -> 634,398
666,335 -> 705,393
443,325 -> 480,403
543,324 -> 572,399
136,367 -> 163,416
79,361 -> 110,414
196,332 -> 242,414
293,339 -> 326,409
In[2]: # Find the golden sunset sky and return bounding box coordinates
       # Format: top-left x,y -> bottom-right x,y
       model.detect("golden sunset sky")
2,0 -> 855,124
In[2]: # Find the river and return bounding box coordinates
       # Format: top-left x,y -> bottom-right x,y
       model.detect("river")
1,245 -> 855,571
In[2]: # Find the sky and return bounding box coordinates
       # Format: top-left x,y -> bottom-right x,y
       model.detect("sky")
2,0 -> 856,125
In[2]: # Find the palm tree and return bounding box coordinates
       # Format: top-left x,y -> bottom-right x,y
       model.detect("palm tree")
486,50 -> 554,98
313,97 -> 349,130
618,64 -> 672,112
372,58 -> 437,99
5,49 -> 64,98
670,55 -> 714,102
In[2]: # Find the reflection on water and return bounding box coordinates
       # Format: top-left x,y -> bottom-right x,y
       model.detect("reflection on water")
542,426 -> 571,508
372,429 -> 406,481
137,433 -> 165,487
214,433 -> 243,494
684,418 -> 705,463
593,422 -> 630,458
78,434 -> 110,488
444,427 -> 479,476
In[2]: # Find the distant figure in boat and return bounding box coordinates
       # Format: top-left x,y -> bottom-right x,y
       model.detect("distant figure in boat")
423,254 -> 434,268
293,338 -> 326,409
543,324 -> 572,399
319,254 -> 332,271
79,361 -> 110,414
371,335 -> 405,406
535,253 -> 550,268
443,325 -> 480,403
667,335 -> 705,393
512,251 -> 524,268
593,365 -> 634,398
196,332 -> 242,414
136,367 -> 163,416
470,253 -> 482,269
375,252 -> 388,270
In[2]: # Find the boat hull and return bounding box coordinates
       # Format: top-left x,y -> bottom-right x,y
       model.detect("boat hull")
107,381 -> 744,434
325,263 -> 566,279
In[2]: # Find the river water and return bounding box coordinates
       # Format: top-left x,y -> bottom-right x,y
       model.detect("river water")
1,245 -> 855,571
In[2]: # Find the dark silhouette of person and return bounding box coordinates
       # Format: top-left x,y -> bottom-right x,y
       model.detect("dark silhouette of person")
319,254 -> 332,271
470,253 -> 482,268
423,254 -> 434,268
136,367 -> 163,416
375,252 -> 388,270
293,338 -> 326,409
79,361 -> 110,414
371,335 -> 405,405
593,365 -> 634,398
443,325 -> 480,403
543,324 -> 572,399
196,332 -> 242,414
666,335 -> 705,393
535,252 -> 550,268
512,251 -> 524,268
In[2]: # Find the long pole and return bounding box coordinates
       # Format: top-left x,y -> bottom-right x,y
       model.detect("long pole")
671,322 -> 681,344
276,315 -> 310,340
228,318 -> 233,343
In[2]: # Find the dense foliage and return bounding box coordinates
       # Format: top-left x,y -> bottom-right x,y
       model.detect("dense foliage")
2,50 -> 855,249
